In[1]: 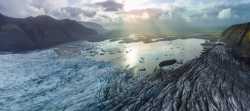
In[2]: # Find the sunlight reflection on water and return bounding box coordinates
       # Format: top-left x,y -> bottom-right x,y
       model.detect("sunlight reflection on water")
124,46 -> 139,68
95,38 -> 205,74
55,38 -> 206,75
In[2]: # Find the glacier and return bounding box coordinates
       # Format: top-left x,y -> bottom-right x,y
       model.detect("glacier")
0,48 -> 135,111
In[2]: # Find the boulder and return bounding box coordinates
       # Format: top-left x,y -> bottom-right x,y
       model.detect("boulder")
159,59 -> 177,67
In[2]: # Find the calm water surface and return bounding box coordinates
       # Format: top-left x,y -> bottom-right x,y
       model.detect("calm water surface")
56,38 -> 206,75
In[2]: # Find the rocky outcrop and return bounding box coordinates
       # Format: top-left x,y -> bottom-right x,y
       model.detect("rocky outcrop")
222,22 -> 250,62
0,13 -> 99,52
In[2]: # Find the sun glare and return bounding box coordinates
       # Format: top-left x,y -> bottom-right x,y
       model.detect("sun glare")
123,12 -> 150,22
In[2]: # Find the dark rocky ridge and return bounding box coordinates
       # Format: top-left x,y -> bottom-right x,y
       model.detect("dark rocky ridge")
96,23 -> 250,111
0,13 -> 100,52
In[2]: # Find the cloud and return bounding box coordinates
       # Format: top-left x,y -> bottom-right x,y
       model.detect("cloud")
0,0 -> 42,17
49,7 -> 96,21
121,8 -> 163,22
95,0 -> 123,11
31,0 -> 68,13
218,8 -> 232,19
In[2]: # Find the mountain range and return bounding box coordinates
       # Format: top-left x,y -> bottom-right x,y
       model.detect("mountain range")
0,13 -> 104,52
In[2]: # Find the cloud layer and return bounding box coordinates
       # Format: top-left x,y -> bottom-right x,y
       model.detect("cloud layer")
0,0 -> 250,31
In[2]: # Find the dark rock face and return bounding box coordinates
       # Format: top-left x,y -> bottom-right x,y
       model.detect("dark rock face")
100,46 -> 250,111
0,13 -> 99,52
222,22 -> 250,60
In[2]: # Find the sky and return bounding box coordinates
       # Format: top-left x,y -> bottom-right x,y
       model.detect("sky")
1,0 -> 250,32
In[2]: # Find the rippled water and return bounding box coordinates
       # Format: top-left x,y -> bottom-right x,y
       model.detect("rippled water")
0,37 -> 207,111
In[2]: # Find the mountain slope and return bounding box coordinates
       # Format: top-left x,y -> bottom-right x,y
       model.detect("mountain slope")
0,13 -> 99,52
80,22 -> 106,34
